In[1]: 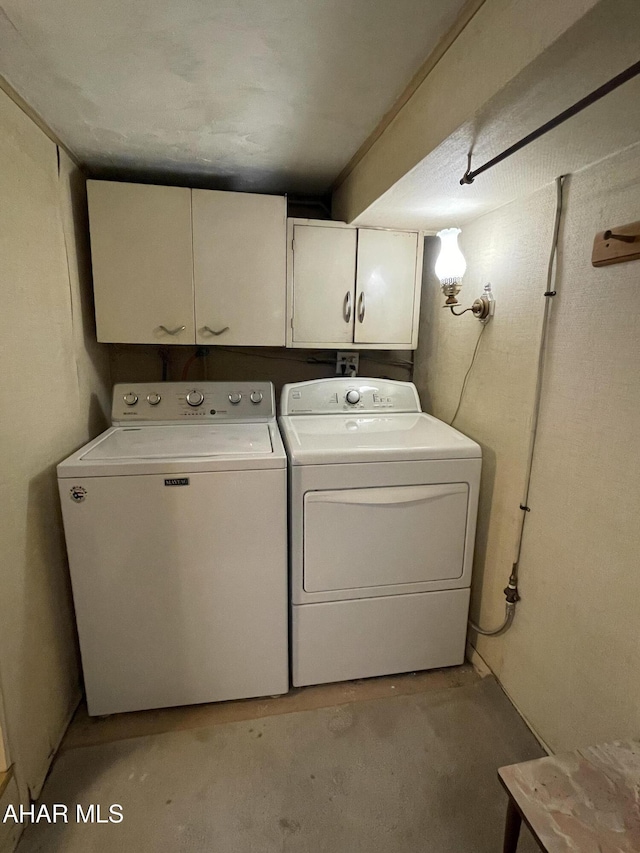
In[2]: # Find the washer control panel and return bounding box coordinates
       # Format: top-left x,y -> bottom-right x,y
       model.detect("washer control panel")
112,382 -> 276,424
280,378 -> 421,415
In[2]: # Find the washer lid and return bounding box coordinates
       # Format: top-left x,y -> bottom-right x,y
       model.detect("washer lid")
278,412 -> 481,464
82,424 -> 273,460
58,423 -> 286,477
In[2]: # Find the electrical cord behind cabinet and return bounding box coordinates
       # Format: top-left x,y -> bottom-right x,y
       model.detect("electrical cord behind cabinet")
469,175 -> 565,637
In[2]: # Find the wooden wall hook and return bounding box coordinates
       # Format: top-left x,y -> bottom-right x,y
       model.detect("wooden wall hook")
592,220 -> 640,267
603,230 -> 637,243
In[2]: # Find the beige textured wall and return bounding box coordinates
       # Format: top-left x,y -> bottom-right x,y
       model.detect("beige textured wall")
415,142 -> 640,751
0,89 -> 111,803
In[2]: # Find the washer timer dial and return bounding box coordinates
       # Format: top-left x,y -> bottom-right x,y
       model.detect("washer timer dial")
345,390 -> 361,404
186,390 -> 204,407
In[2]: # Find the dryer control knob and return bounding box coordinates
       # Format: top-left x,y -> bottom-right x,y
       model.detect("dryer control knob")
346,390 -> 361,404
123,392 -> 138,406
186,390 -> 204,407
147,393 -> 161,406
229,392 -> 242,405
250,391 -> 263,404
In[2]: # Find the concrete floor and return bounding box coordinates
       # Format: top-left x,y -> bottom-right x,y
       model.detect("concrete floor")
18,669 -> 543,852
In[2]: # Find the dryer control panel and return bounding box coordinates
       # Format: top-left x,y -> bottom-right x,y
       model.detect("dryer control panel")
280,378 -> 421,415
112,382 -> 276,424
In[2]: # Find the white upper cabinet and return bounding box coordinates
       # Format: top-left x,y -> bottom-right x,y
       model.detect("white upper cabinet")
192,191 -> 286,346
87,181 -> 194,345
287,220 -> 423,350
88,187 -> 421,351
289,224 -> 357,345
87,181 -> 286,347
354,229 -> 420,346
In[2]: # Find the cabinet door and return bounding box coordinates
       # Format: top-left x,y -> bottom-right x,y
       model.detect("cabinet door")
291,224 -> 356,345
193,191 -> 286,346
354,229 -> 419,345
87,181 -> 194,344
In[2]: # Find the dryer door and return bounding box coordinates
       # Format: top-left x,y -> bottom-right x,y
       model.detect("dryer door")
303,483 -> 468,593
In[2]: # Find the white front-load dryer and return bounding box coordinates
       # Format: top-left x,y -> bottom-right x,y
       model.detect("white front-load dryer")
279,378 -> 482,687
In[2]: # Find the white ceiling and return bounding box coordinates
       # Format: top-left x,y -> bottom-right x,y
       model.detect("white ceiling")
0,0 -> 467,193
353,0 -> 640,230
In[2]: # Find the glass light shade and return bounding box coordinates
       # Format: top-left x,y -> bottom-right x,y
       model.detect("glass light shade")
435,228 -> 466,285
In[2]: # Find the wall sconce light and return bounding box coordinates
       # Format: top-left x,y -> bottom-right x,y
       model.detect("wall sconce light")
435,227 -> 494,322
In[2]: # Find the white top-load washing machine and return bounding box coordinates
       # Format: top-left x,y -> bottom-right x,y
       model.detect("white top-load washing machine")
279,378 -> 482,687
57,382 -> 288,715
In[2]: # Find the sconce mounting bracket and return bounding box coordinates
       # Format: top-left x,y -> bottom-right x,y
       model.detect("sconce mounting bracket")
447,283 -> 495,323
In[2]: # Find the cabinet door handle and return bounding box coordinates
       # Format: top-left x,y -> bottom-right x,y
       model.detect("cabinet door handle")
343,291 -> 352,323
159,325 -> 186,336
357,292 -> 366,323
203,325 -> 230,336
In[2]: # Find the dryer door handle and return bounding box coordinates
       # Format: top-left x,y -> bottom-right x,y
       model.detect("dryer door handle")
307,484 -> 467,507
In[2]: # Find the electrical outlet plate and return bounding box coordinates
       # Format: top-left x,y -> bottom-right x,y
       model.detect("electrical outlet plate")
336,352 -> 359,376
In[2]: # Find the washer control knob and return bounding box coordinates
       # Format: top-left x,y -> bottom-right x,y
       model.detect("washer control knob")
123,392 -> 138,406
345,389 -> 361,404
186,390 -> 204,407
229,392 -> 242,405
250,390 -> 263,404
147,393 -> 161,406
